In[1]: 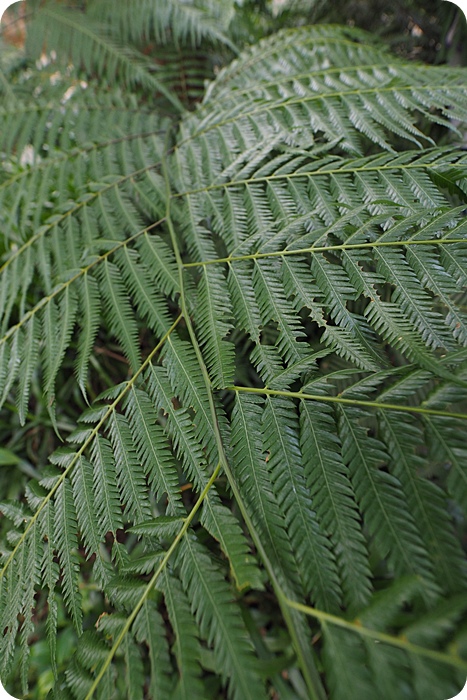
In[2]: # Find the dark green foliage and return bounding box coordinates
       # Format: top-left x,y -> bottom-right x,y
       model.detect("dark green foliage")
1,2 -> 467,699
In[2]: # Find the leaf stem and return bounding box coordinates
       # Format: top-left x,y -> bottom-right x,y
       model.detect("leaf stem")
162,137 -> 327,700
182,237 -> 467,268
284,597 -> 467,672
84,461 -> 222,700
0,314 -> 182,581
0,218 -> 166,350
227,385 -> 467,420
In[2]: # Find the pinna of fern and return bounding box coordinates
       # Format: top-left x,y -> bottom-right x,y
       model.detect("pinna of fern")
0,7 -> 467,700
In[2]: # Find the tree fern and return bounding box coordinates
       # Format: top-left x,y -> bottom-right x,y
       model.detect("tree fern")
1,5 -> 467,699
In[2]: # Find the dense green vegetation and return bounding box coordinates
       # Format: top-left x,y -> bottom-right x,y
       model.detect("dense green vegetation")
1,1 -> 467,698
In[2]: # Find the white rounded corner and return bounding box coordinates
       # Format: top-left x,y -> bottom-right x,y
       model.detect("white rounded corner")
0,1 -> 24,24
447,677 -> 467,700
443,0 -> 467,22
0,678 -> 22,700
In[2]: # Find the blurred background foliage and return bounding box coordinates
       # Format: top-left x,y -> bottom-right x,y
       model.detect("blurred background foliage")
238,0 -> 467,65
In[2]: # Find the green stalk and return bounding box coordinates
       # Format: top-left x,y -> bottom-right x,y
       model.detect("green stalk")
162,138 -> 327,700
227,385 -> 467,420
183,237 -> 467,268
85,462 -> 222,700
285,597 -> 467,672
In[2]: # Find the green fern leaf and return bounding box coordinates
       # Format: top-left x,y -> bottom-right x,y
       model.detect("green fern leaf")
90,436 -> 124,538
263,396 -> 341,611
133,599 -> 175,700
299,400 -> 373,610
106,413 -> 153,525
54,479 -> 83,632
159,572 -> 205,700
176,535 -> 267,700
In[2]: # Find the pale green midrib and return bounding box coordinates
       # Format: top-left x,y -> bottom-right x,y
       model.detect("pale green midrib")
0,314 -> 182,582
1,20 -> 464,698
3,108 -> 463,279
161,142 -> 327,700
84,461 -> 222,700
0,219 -> 166,349
182,237 -> 467,268
228,385 -> 467,420
206,28 -> 442,93
205,56 -> 463,108
172,155 -> 466,201
0,128 -> 165,195
189,82 -> 465,143
212,34 -> 385,85
285,597 -> 467,672
3,31 -> 465,277
205,61 -> 410,103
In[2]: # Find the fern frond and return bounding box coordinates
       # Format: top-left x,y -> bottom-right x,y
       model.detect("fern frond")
145,361 -> 260,590
199,25 -> 467,152
338,406 -> 436,589
123,387 -> 183,516
133,599 -> 174,700
406,245 -> 467,345
75,273 -> 102,395
254,259 -> 308,365
122,635 -> 145,700
163,335 -> 218,456
176,534 -> 267,700
0,97 -> 163,238
158,572 -> 205,700
194,263 -> 236,388
230,393 -> 298,589
98,260 -> 141,372
425,416 -> 467,508
287,588 -> 467,699
17,316 -> 40,424
88,0 -> 237,50
42,286 -> 78,408
54,479 -> 83,632
71,457 -> 111,585
378,411 -> 467,594
89,435 -> 124,538
145,364 -> 211,490
263,396 -> 341,611
26,5 -> 183,111
106,413 -> 153,525
1,14 -> 467,699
